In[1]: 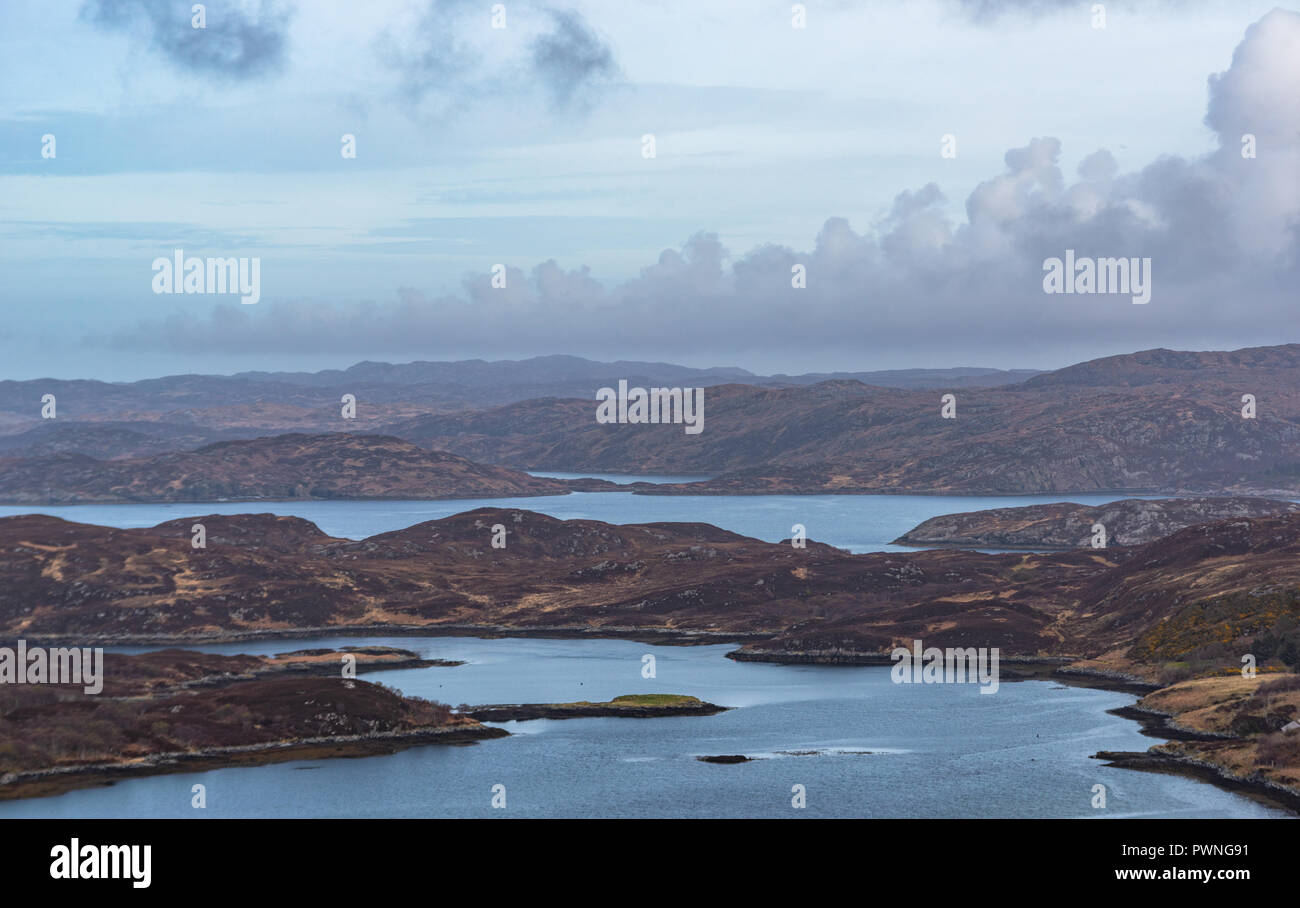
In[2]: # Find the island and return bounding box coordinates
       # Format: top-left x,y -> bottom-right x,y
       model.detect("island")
459,693 -> 727,721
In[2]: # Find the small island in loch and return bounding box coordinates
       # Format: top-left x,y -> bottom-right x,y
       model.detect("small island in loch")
460,694 -> 727,722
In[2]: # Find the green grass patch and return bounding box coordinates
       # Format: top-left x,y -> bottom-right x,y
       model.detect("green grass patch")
555,694 -> 703,708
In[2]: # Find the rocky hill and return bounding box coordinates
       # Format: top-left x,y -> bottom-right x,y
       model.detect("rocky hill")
0,433 -> 577,503
2,345 -> 1296,496
5,507 -> 1299,679
892,497 -> 1300,549
0,356 -> 1034,460
386,344 -> 1300,496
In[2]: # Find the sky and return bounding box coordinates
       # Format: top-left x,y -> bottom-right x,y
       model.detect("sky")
0,0 -> 1297,380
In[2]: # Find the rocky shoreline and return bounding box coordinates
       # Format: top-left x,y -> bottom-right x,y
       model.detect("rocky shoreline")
724,649 -> 1170,695
1093,748 -> 1300,815
724,648 -> 1071,678
174,647 -> 464,688
1104,704 -> 1236,742
0,724 -> 508,802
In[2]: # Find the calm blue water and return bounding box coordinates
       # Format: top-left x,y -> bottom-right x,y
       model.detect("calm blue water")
0,637 -> 1286,819
0,489 -> 1157,553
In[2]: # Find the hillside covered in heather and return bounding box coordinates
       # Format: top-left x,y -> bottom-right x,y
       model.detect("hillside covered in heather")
4,506 -> 1299,682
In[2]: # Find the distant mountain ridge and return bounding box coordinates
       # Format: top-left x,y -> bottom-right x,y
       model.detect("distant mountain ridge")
387,343 -> 1300,495
1,344 -> 1298,496
0,355 -> 1042,459
1021,345 -> 1300,390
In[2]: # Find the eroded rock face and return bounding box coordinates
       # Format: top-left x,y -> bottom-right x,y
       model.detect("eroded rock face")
892,497 -> 1300,549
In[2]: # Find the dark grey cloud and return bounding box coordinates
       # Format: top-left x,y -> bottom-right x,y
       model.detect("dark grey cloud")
530,7 -> 617,107
105,9 -> 1300,367
83,0 -> 292,79
373,0 -> 481,110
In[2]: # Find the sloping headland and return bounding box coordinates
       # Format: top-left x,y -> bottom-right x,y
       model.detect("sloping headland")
0,647 -> 498,800
0,433 -> 588,504
892,497 -> 1300,549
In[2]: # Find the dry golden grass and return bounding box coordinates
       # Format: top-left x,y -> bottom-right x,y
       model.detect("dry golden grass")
1141,673 -> 1300,735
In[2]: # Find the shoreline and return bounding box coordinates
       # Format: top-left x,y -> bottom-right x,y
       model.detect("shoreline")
1093,748 -> 1300,816
0,724 -> 508,803
1104,704 -> 1237,742
7,487 -> 1300,509
724,649 -> 1165,695
461,698 -> 728,722
631,486 -> 1300,498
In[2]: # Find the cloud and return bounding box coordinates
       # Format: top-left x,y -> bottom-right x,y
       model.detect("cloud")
530,7 -> 617,108
1204,7 -> 1300,258
375,1 -> 618,117
105,9 -> 1300,365
82,0 -> 292,79
373,0 -> 482,111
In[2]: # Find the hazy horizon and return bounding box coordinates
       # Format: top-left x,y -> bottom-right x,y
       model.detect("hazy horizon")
2,340 -> 1290,386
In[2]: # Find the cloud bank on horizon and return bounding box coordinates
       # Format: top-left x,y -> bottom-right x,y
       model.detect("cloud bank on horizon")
111,8 -> 1300,365
1,1 -> 1296,377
